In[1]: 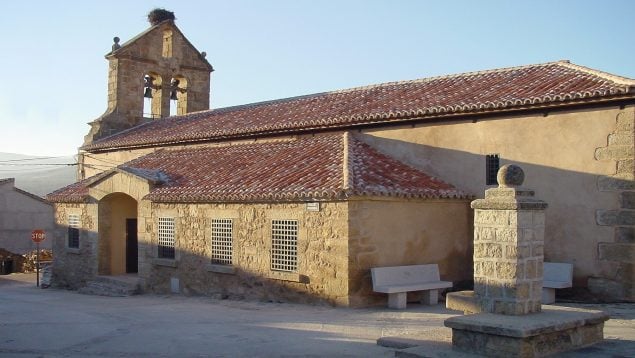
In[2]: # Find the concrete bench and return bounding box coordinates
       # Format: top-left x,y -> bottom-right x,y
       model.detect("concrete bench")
542,262 -> 573,304
371,264 -> 452,309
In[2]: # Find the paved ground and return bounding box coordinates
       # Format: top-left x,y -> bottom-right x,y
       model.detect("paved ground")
1,273 -> 633,357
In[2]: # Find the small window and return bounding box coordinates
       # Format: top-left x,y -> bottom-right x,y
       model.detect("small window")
158,217 -> 175,259
271,220 -> 298,272
68,214 -> 80,248
211,219 -> 233,265
486,154 -> 500,186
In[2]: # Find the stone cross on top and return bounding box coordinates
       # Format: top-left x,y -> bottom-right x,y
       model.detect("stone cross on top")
470,164 -> 548,315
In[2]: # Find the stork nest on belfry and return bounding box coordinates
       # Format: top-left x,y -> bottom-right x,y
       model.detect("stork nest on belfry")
147,8 -> 176,26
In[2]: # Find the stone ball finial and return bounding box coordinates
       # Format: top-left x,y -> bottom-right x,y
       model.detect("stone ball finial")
112,37 -> 121,51
201,51 -> 207,58
497,164 -> 524,187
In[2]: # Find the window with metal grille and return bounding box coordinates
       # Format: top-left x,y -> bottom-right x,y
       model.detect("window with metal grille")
68,214 -> 80,248
158,217 -> 175,259
486,154 -> 500,185
211,219 -> 233,265
271,220 -> 298,272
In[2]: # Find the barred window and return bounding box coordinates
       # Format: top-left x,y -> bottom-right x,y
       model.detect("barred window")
68,214 -> 80,248
271,220 -> 298,272
486,154 -> 500,186
211,219 -> 233,265
158,217 -> 175,259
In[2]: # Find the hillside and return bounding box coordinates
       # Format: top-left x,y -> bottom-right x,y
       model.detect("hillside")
0,153 -> 77,197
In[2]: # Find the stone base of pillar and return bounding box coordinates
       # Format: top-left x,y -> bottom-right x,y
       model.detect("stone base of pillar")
444,306 -> 608,357
446,290 -> 480,314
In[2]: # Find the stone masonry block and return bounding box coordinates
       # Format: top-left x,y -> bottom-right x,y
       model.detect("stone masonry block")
532,244 -> 544,257
481,261 -> 496,277
486,243 -> 503,258
588,277 -> 626,299
493,300 -> 527,315
488,284 -> 503,298
474,277 -> 487,296
497,262 -> 522,280
617,159 -> 634,175
608,132 -> 635,146
615,262 -> 634,285
475,227 -> 496,242
516,211 -> 533,229
475,210 -> 508,226
474,243 -> 486,258
504,282 -> 530,298
525,259 -> 539,280
598,175 -> 635,191
598,242 -> 635,262
496,228 -> 518,242
596,209 -> 635,226
621,192 -> 635,209
594,146 -> 634,161
616,110 -> 635,131
505,245 -> 517,258
616,227 -> 635,243
519,229 -> 534,243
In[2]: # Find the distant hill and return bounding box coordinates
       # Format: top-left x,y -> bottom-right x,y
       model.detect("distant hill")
0,153 -> 77,197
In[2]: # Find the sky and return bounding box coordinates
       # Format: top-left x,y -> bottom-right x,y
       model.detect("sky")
1,0 -> 634,156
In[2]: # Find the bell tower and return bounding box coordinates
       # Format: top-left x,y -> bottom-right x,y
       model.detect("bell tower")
84,9 -> 213,146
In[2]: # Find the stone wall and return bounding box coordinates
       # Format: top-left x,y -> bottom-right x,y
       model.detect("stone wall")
0,179 -> 54,254
592,106 -> 635,301
347,198 -> 472,307
142,201 -> 350,306
51,202 -> 97,289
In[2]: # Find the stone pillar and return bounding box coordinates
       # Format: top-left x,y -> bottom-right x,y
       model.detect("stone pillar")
471,164 -> 547,315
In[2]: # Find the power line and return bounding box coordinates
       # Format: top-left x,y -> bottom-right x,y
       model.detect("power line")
0,155 -> 74,163
0,163 -> 77,167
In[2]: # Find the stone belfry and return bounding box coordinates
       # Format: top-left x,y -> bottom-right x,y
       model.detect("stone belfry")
84,9 -> 213,145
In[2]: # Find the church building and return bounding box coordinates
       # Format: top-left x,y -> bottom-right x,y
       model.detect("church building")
48,10 -> 634,306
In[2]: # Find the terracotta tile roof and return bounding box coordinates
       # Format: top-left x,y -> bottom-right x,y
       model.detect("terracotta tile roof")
49,133 -> 468,203
47,172 -> 109,203
83,61 -> 635,152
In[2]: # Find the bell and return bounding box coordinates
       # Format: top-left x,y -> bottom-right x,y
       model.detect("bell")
170,90 -> 178,100
144,87 -> 153,98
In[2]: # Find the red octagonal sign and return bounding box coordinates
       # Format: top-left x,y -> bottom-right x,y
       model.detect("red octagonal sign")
31,229 -> 46,243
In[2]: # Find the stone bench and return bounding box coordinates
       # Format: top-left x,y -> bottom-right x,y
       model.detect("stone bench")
542,262 -> 573,304
371,264 -> 452,309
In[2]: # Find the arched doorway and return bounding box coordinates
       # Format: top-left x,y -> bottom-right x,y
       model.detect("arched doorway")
98,193 -> 138,275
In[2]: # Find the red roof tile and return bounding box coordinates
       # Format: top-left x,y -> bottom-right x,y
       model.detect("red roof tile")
49,133 -> 468,203
47,177 -> 92,203
84,61 -> 635,152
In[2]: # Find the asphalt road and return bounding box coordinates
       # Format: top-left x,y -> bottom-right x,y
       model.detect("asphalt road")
1,273 -> 633,357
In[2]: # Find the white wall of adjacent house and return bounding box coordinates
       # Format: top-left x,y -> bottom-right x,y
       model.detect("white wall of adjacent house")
0,179 -> 54,253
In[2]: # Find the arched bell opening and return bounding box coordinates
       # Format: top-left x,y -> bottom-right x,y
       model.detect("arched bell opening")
169,75 -> 188,116
142,72 -> 163,119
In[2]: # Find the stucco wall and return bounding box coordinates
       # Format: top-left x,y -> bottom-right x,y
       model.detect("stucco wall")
143,202 -> 350,305
347,198 -> 472,307
0,180 -> 54,254
360,106 -> 630,297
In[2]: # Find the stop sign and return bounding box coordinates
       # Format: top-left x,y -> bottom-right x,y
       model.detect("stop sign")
31,229 -> 46,243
